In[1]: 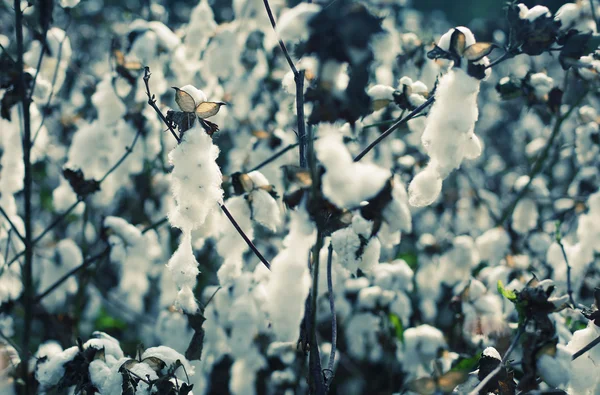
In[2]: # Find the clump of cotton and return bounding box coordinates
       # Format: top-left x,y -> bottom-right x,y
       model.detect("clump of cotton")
575,106 -> 600,165
331,215 -> 381,274
408,27 -> 488,207
345,313 -> 383,362
104,217 -> 155,313
316,125 -> 390,208
518,4 -> 551,21
35,239 -> 82,313
276,3 -> 321,43
529,73 -> 554,101
566,322 -> 600,393
556,1 -> 598,33
266,209 -> 315,341
168,122 -> 223,232
401,324 -> 447,377
166,232 -> 201,313
476,227 -> 510,265
24,28 -> 72,102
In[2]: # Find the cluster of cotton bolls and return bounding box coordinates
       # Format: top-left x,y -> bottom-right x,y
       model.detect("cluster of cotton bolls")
3,0 -> 600,393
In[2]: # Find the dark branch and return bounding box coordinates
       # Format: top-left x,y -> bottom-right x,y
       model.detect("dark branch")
324,242 -> 337,391
0,206 -> 25,243
143,67 -> 180,143
34,247 -> 110,303
354,96 -> 434,162
220,204 -> 271,271
572,334 -> 600,361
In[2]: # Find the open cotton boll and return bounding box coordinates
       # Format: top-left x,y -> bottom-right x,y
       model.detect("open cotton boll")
277,3 -> 321,42
518,4 -> 551,21
142,346 -> 194,377
316,129 -> 391,208
476,227 -> 510,264
168,124 -> 223,232
266,209 -> 315,341
35,239 -> 82,313
166,232 -> 200,313
437,26 -> 476,51
250,189 -> 281,232
92,76 -> 127,125
331,225 -> 381,274
382,175 -> 412,233
345,313 -> 382,362
179,85 -> 208,105
401,324 -> 447,377
35,346 -> 79,388
408,163 -> 442,207
512,198 -> 538,234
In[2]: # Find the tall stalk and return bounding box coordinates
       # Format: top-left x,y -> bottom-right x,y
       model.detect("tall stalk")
14,0 -> 34,393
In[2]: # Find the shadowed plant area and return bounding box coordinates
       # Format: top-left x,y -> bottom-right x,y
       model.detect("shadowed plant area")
2,0 -> 600,394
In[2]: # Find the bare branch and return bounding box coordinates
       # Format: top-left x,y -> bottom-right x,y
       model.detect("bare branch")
354,96 -> 434,162
220,204 -> 271,271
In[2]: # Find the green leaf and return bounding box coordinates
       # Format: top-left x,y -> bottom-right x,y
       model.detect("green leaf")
95,308 -> 127,331
396,252 -> 418,270
451,352 -> 481,372
497,280 -> 517,302
389,313 -> 404,344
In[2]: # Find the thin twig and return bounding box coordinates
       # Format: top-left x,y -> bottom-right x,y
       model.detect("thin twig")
354,96 -> 434,162
555,226 -> 576,306
220,204 -> 271,271
261,0 -> 298,75
260,0 -> 307,168
141,216 -> 169,234
324,242 -> 337,391
99,128 -> 142,183
308,229 -> 326,395
469,324 -> 525,395
496,91 -> 587,225
34,247 -> 110,303
7,120 -> 144,269
0,206 -> 25,243
572,334 -> 600,360
32,18 -> 72,144
15,0 -> 34,391
143,67 -> 180,143
247,136 -> 316,173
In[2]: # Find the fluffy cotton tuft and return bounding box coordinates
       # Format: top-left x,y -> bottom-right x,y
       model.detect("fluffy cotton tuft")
266,209 -> 315,341
168,123 -> 223,232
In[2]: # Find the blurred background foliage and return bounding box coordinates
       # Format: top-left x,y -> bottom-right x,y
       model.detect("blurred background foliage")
412,0 -> 568,25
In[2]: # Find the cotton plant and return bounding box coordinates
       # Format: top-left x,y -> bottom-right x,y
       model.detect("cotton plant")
408,26 -> 492,207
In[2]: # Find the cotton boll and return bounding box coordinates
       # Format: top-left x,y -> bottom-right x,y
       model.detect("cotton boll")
575,122 -> 600,165
277,3 -> 321,43
345,313 -> 382,362
382,175 -> 412,233
537,344 -> 572,388
518,4 -> 551,21
167,232 -> 200,313
316,127 -> 391,208
35,346 -> 79,389
217,196 -> 253,259
217,257 -> 243,286
402,325 -> 446,377
60,0 -> 79,7
476,228 -> 510,264
529,73 -> 554,100
437,26 -> 476,51
464,133 -> 483,159
266,209 -> 315,341
179,85 -> 208,105
512,198 -> 538,234
250,189 -> 281,232
408,163 -> 442,207
169,124 -> 223,232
